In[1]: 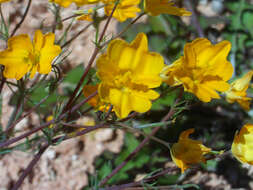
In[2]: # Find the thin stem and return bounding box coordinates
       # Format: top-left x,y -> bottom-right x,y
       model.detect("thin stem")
0,4 -> 8,94
11,144 -> 49,190
4,95 -> 49,134
52,5 -> 60,33
0,91 -> 97,149
184,0 -> 204,37
102,13 -> 146,48
61,21 -> 93,48
117,112 -> 138,122
60,122 -> 95,128
0,4 -> 8,38
117,123 -> 170,149
0,72 -> 6,94
104,105 -> 113,120
6,80 -> 25,133
99,89 -> 184,186
11,0 -> 32,37
11,122 -> 107,190
105,167 -> 178,190
47,122 -> 106,148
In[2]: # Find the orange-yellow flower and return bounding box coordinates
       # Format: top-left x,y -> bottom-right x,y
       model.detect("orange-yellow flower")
144,0 -> 191,16
75,0 -> 100,6
77,9 -> 94,21
96,33 -> 164,118
46,115 -> 54,128
0,0 -> 11,3
49,0 -> 73,7
225,71 -> 253,110
232,124 -> 253,165
0,30 -> 61,80
83,84 -> 110,112
49,0 -> 99,7
161,38 -> 233,102
171,128 -> 212,173
103,0 -> 141,22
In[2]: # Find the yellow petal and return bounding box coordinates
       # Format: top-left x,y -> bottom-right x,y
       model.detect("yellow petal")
144,0 -> 191,16
38,33 -> 61,74
7,34 -> 33,52
0,35 -> 33,80
232,71 -> 253,91
107,33 -> 148,70
107,33 -> 164,88
232,124 -> 253,165
179,128 -> 195,140
75,0 -> 100,6
196,84 -> 221,102
104,0 -> 141,22
33,30 -> 44,51
49,0 -> 73,7
0,0 -> 11,3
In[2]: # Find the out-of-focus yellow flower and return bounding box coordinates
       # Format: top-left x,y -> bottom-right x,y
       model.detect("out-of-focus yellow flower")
171,128 -> 212,173
49,0 -> 99,7
49,0 -> 73,7
225,71 -> 253,110
68,117 -> 96,138
74,0 -> 100,6
232,124 -> 253,165
77,9 -> 94,21
82,84 -> 110,112
0,30 -> 61,80
161,38 -> 233,102
96,33 -> 164,118
103,0 -> 141,22
0,0 -> 11,3
144,0 -> 191,16
46,115 -> 54,128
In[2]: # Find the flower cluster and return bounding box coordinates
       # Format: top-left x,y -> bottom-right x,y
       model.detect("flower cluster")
2,0 -> 253,178
49,0 -> 191,22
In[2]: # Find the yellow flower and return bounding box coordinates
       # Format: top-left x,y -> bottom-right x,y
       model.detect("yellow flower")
82,84 -> 110,112
49,0 -> 99,7
103,0 -> 141,22
144,0 -> 191,16
96,33 -> 164,118
77,9 -> 93,21
161,38 -> 233,102
232,124 -> 253,165
171,128 -> 212,173
46,115 -> 54,128
225,71 -> 253,110
74,0 -> 100,6
0,30 -> 61,80
49,0 -> 73,7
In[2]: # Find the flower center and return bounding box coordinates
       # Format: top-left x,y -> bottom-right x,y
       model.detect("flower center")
114,70 -> 132,90
113,70 -> 149,92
